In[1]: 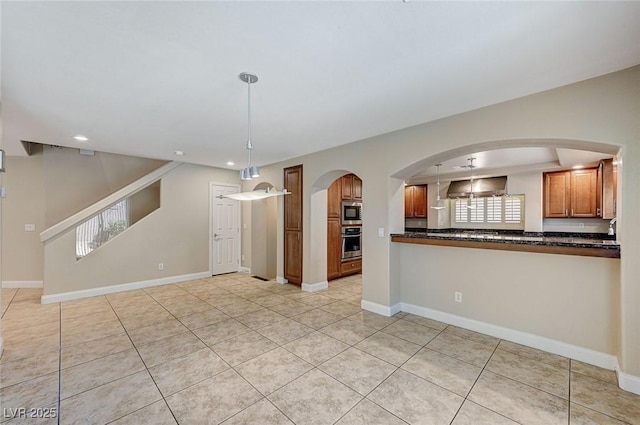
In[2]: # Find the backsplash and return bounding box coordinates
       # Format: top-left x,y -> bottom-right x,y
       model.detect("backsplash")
543,218 -> 610,234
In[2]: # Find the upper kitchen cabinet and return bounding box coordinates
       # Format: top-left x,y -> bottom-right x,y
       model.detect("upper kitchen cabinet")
597,158 -> 617,220
341,174 -> 362,200
327,178 -> 342,219
544,168 -> 598,218
405,185 -> 428,219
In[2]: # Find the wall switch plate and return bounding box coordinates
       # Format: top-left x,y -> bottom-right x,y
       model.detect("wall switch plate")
378,227 -> 385,238
455,292 -> 463,303
158,263 -> 164,271
24,224 -> 36,232
0,187 -> 6,198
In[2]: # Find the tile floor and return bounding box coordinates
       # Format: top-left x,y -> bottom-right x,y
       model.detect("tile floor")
1,273 -> 639,424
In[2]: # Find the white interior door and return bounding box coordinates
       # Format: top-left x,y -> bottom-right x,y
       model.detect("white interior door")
211,184 -> 240,275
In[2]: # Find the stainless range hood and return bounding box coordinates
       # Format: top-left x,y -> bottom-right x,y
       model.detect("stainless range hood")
446,176 -> 508,198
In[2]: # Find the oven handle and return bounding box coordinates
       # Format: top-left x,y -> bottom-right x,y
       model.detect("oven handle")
342,234 -> 361,238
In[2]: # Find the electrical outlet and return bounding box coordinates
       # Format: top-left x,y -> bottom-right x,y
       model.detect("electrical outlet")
24,224 -> 35,232
455,292 -> 463,303
241,254 -> 245,261
158,263 -> 164,271
378,227 -> 385,238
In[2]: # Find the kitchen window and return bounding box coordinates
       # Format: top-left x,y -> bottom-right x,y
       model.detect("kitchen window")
453,196 -> 524,226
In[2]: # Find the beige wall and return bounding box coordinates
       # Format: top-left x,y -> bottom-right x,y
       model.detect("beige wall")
43,163 -> 237,295
246,66 -> 639,378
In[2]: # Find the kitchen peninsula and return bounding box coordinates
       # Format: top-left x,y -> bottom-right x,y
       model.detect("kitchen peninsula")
392,230 -> 620,258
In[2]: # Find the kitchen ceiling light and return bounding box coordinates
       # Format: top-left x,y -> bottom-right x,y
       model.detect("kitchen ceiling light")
466,157 -> 477,209
226,161 -> 235,166
73,135 -> 89,142
431,163 -> 445,210
239,72 -> 259,181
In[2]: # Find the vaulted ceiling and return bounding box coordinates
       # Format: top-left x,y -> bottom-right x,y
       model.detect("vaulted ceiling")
2,2 -> 639,172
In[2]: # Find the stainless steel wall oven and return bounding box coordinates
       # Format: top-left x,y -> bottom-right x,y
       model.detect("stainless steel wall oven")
341,226 -> 362,260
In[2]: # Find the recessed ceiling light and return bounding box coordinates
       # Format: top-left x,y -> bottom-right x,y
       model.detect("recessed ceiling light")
572,164 -> 584,169
73,135 -> 89,142
174,150 -> 184,156
226,161 -> 235,166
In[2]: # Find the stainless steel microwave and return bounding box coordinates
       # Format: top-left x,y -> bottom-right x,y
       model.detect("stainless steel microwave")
342,201 -> 362,225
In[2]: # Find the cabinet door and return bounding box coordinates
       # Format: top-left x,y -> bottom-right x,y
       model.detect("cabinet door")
327,219 -> 342,280
571,168 -> 597,218
412,185 -> 427,218
327,178 -> 342,219
600,159 -> 617,220
544,172 -> 570,218
404,186 -> 415,218
342,174 -> 353,200
340,258 -> 361,276
353,176 -> 363,200
284,165 -> 303,285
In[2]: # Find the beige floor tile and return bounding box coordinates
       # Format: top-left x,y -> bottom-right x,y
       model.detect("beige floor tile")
61,332 -> 133,369
283,332 -> 350,366
468,371 -> 568,425
354,331 -> 422,367
268,300 -> 315,317
570,403 -> 629,425
252,294 -> 291,308
3,322 -> 59,346
60,348 -> 146,399
269,369 -> 362,425
193,318 -> 252,346
486,349 -> 569,399
402,313 -> 448,331
380,319 -> 440,346
217,300 -> 264,317
11,289 -> 43,303
320,319 -> 377,345
451,400 -> 519,425
2,304 -> 60,331
211,330 -> 278,366
199,293 -> 245,307
571,371 -> 640,425
236,309 -> 287,330
61,309 -> 119,333
236,347 -> 314,395
109,400 -> 177,425
136,331 -> 206,368
60,370 -> 162,425
426,331 -> 495,367
498,340 -> 569,369
297,294 -> 335,307
157,297 -> 213,317
346,311 -> 399,330
118,309 -> 175,331
320,301 -> 362,318
342,295 -> 363,306
401,347 -> 482,397
320,347 -> 396,396
221,398 -> 294,425
257,318 -> 315,345
571,360 -> 618,385
367,369 -> 463,425
126,317 -> 189,346
149,347 -> 229,396
335,399 -> 406,425
61,297 -> 112,320
165,369 -> 262,425
443,326 -> 500,347
291,309 -> 343,330
177,307 -> 229,330
0,372 -> 59,413
0,350 -> 60,389
0,333 -> 59,364
61,318 -> 124,347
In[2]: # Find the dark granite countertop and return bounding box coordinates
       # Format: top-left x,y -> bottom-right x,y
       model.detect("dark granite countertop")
391,229 -> 620,258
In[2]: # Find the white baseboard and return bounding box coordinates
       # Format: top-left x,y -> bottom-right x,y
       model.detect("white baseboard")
361,299 -> 402,317
40,272 -> 211,304
401,302 -> 619,371
239,267 -> 251,274
2,280 -> 44,288
618,369 -> 640,396
302,281 -> 328,292
276,276 -> 288,284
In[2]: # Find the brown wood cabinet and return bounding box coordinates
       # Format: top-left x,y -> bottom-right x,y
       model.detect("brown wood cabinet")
404,185 -> 428,218
598,158 -> 617,219
327,178 -> 342,219
340,258 -> 361,276
341,174 -> 362,200
544,168 -> 598,218
327,219 -> 342,281
284,165 -> 303,285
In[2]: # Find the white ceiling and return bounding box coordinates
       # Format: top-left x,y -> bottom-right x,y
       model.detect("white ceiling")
2,2 -> 639,173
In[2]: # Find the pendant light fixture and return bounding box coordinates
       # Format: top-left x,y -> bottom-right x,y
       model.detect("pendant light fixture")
239,72 -> 259,181
466,157 -> 477,209
430,163 -> 445,210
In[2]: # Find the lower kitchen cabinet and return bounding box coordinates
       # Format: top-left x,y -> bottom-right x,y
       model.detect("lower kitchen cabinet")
327,219 -> 342,280
340,258 -> 362,276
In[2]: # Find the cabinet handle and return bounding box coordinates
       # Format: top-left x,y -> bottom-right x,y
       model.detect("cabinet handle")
571,209 -> 574,217
597,208 -> 601,216
565,209 -> 568,216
